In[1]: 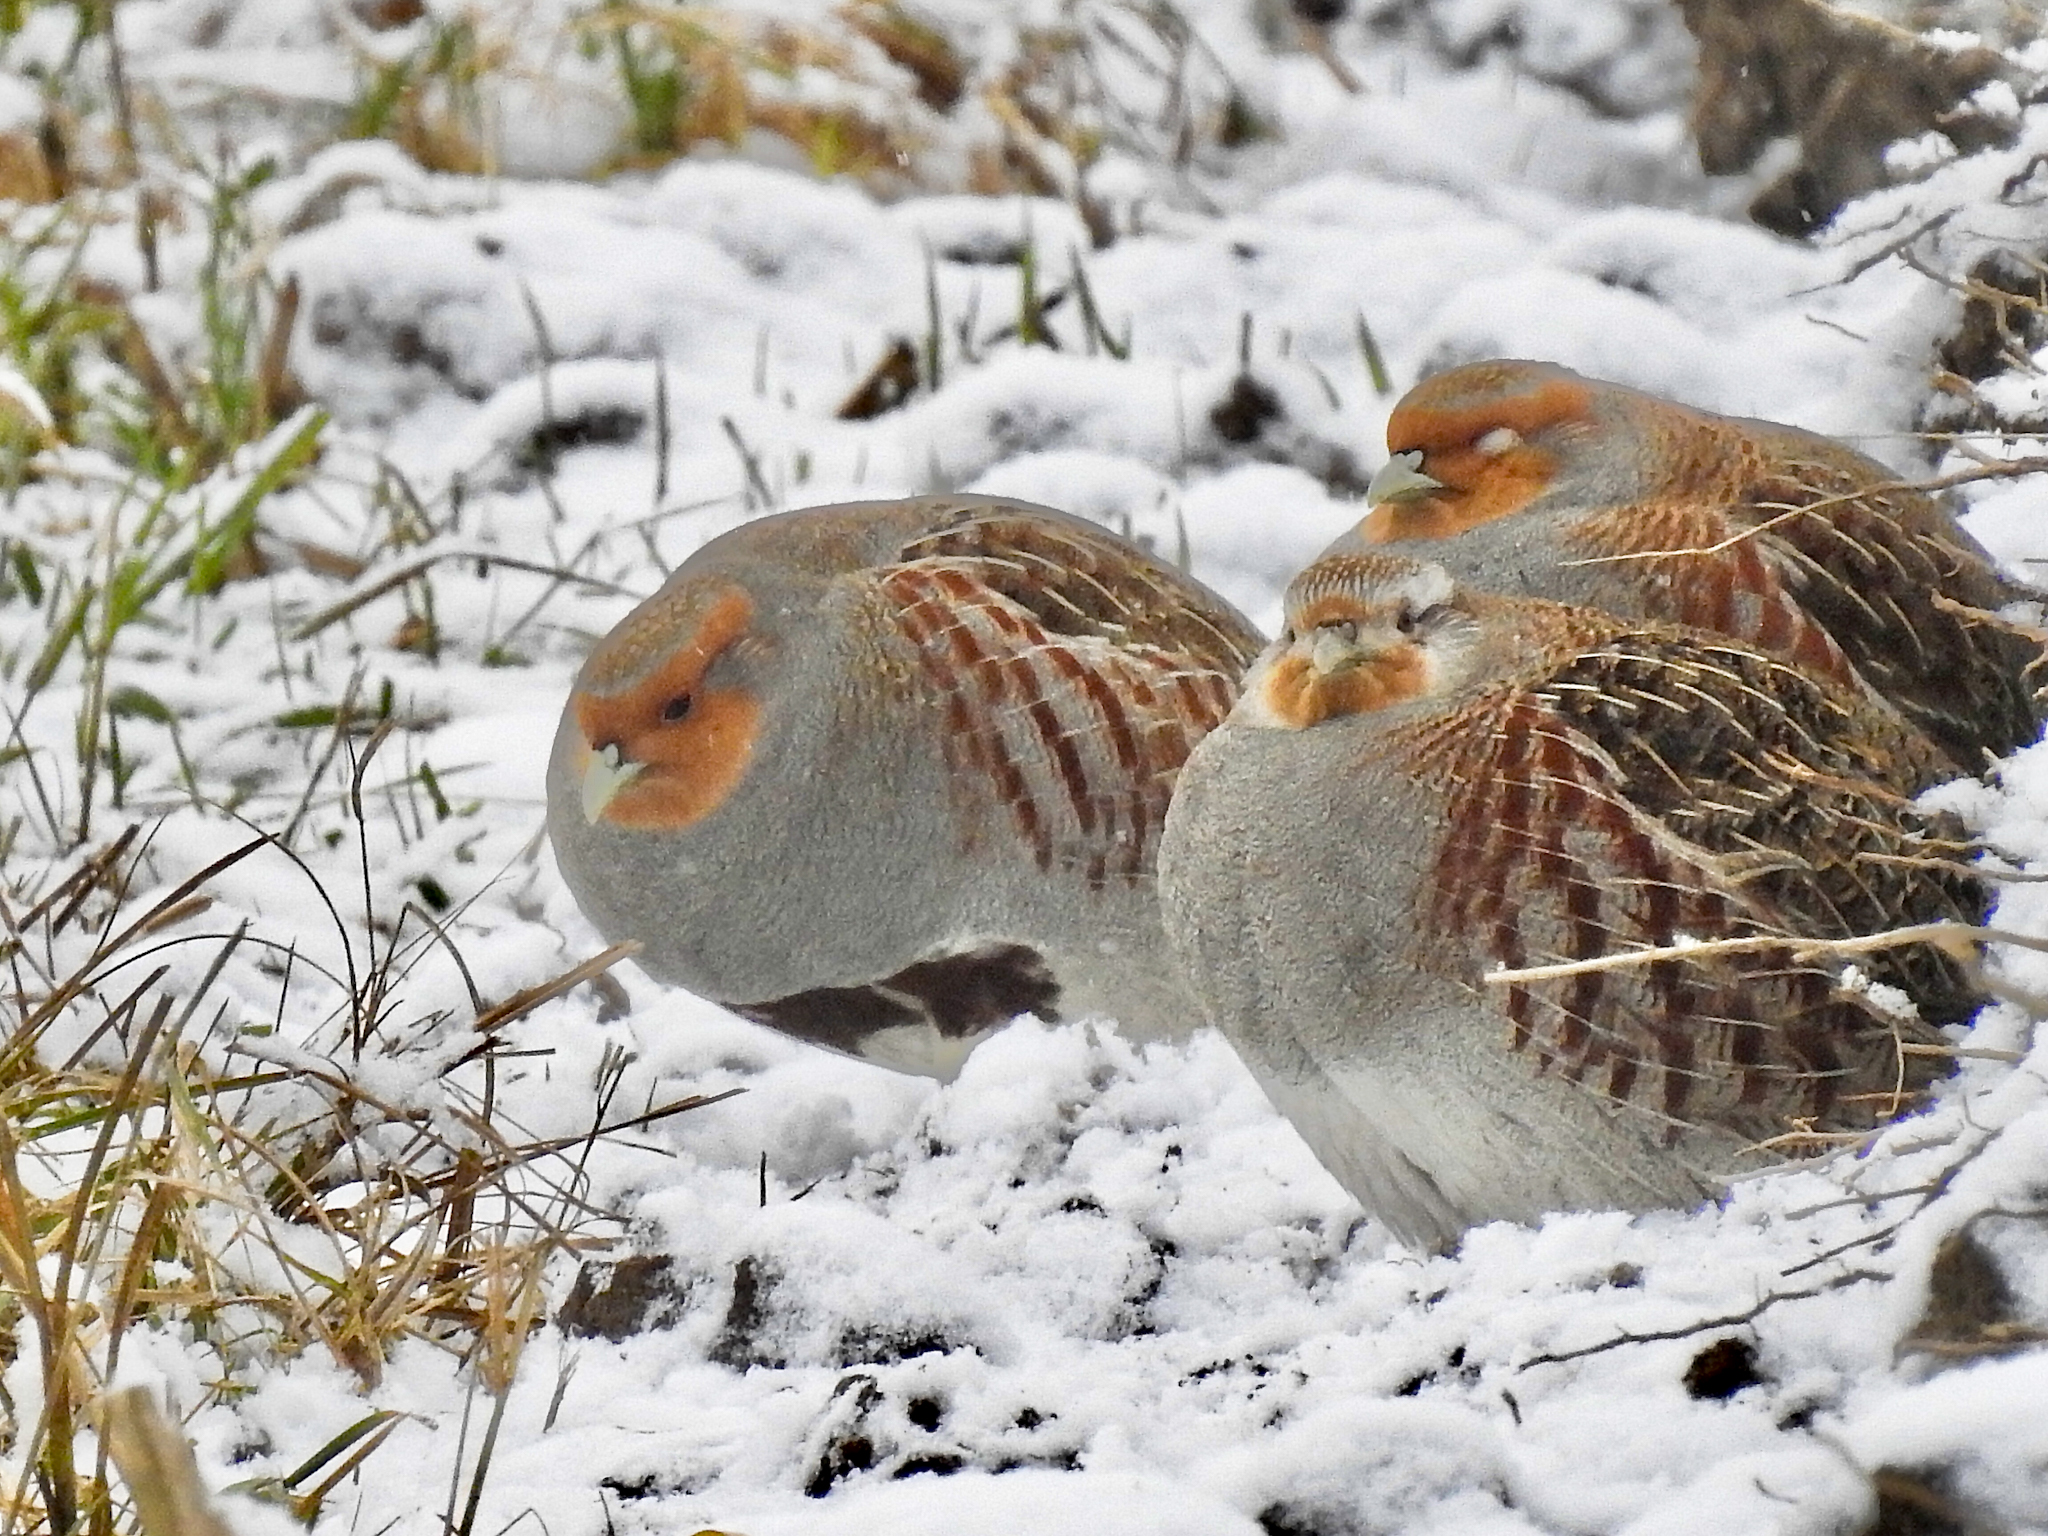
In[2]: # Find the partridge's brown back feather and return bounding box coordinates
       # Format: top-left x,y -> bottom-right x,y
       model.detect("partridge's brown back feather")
1571,498 -> 1867,699
1386,623 -> 1986,1144
897,507 -> 1261,676
1738,441 -> 2043,767
1574,410 -> 2045,768
881,509 -> 1259,891
1539,635 -> 1987,1020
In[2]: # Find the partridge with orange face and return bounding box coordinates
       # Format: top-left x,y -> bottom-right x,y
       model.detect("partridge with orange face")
1158,551 -> 1987,1253
548,495 -> 1261,1078
1355,358 -> 2043,772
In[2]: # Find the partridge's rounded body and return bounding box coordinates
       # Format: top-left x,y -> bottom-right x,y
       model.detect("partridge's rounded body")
1158,552 -> 1987,1253
549,495 -> 1261,1078
1355,358 -> 2044,771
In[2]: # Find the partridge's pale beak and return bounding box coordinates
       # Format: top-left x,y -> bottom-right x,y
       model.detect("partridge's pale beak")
581,742 -> 644,824
1310,628 -> 1360,674
1365,450 -> 1443,508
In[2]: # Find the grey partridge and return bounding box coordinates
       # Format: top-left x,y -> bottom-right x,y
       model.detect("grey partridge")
1158,550 -> 1988,1252
1356,358 -> 2043,772
548,495 -> 1262,1077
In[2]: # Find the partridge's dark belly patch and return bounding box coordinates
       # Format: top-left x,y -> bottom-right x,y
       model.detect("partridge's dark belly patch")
732,943 -> 1062,1054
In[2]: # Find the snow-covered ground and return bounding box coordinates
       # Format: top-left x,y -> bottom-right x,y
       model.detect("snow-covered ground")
6,2 -> 2048,1532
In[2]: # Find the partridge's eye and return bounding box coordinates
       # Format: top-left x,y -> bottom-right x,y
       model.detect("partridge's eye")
1396,603 -> 1446,635
660,692 -> 694,723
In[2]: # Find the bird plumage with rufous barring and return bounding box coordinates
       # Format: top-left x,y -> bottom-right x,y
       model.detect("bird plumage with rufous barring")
1353,358 -> 2045,773
1159,549 -> 1989,1253
549,494 -> 1263,1078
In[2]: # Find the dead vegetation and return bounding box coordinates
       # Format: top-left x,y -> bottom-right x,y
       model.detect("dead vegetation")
1678,0 -> 2036,235
0,787 -> 736,1532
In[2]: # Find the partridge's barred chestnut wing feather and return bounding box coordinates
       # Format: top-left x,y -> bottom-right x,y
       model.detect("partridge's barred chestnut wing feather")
1566,444 -> 2042,771
548,494 -> 1262,1078
1560,500 -> 1863,692
1358,357 -> 2047,771
894,508 -> 1258,676
1731,433 -> 2040,768
882,510 -> 1249,888
1398,624 -> 1983,1145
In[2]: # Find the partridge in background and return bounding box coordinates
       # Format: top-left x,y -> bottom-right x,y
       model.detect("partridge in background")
1158,551 -> 1988,1253
1355,358 -> 2044,773
548,495 -> 1262,1078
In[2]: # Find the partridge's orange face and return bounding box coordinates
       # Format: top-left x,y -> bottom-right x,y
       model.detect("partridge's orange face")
1250,555 -> 1465,728
569,581 -> 763,831
1361,360 -> 1596,542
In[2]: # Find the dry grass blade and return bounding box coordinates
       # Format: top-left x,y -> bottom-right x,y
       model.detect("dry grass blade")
1293,13 -> 1361,94
15,824 -> 140,935
0,986 -> 175,1536
288,547 -> 636,642
251,274 -> 303,434
471,941 -> 640,1037
841,0 -> 966,110
100,1388 -> 239,1536
13,832 -> 272,1059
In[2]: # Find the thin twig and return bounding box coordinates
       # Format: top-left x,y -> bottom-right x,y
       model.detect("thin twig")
290,548 -> 635,642
720,415 -> 774,510
1483,921 -> 2007,987
1517,1271 -> 1884,1369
